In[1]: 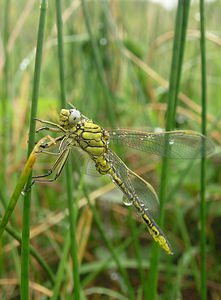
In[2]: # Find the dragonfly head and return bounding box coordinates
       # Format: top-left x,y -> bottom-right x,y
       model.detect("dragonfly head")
68,108 -> 81,125
59,108 -> 82,129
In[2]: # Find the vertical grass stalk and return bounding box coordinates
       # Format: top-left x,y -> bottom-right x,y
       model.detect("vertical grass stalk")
4,221 -> 55,283
1,0 -> 11,208
199,1 -> 208,299
147,1 -> 191,299
51,230 -> 70,299
20,1 -> 48,299
0,0 -> 11,280
81,0 -> 115,127
83,187 -> 135,299
55,0 -> 81,298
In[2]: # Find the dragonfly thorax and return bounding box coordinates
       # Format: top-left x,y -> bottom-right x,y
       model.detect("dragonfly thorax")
68,118 -> 110,158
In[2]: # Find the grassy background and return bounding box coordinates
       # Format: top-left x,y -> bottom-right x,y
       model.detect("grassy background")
0,0 -> 221,299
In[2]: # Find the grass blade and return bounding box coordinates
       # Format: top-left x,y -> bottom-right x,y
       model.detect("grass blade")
51,231 -> 70,300
0,138 -> 48,238
83,187 -> 135,299
1,0 -> 11,209
55,0 -> 81,298
199,0 -> 208,299
3,221 -> 55,283
20,1 -> 48,299
81,0 -> 115,126
147,1 -> 191,299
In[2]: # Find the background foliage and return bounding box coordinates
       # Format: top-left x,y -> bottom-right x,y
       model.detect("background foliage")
0,0 -> 220,299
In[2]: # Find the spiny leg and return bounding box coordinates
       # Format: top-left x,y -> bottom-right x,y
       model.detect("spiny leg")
36,150 -> 60,156
35,135 -> 65,151
36,126 -> 62,133
32,147 -> 70,184
35,118 -> 67,133
32,135 -> 70,184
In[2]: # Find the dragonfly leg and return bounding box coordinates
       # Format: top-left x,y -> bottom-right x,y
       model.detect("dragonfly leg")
30,176 -> 59,187
36,150 -> 60,156
36,126 -> 62,133
32,148 -> 70,184
35,135 -> 65,151
35,118 -> 67,132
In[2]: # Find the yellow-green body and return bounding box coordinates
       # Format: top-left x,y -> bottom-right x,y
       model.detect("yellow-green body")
34,108 -> 215,255
59,109 -> 173,255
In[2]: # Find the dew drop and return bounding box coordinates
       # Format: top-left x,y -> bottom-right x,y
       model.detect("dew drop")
100,37 -> 108,46
20,58 -> 30,70
110,271 -> 119,281
123,195 -> 133,206
155,127 -> 164,133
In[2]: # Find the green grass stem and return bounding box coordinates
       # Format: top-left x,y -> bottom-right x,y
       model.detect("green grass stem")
83,187 -> 135,299
169,248 -> 197,299
1,0 -> 11,208
81,236 -> 132,288
0,146 -> 37,238
128,208 -> 145,296
147,1 -> 191,299
3,220 -> 55,283
20,1 -> 48,299
51,230 -> 70,299
81,0 -> 115,127
55,0 -> 66,106
55,1 -> 81,298
199,1 -> 208,299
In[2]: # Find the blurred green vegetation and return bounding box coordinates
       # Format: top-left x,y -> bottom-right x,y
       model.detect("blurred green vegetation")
0,0 -> 221,299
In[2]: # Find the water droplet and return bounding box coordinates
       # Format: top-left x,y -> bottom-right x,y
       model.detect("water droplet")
110,271 -> 119,281
100,37 -> 108,46
123,195 -> 133,206
20,58 -> 30,70
155,127 -> 164,133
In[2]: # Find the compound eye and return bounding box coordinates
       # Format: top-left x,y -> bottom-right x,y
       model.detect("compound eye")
68,109 -> 81,125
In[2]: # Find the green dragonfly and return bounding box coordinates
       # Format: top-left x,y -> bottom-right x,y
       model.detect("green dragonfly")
33,108 -> 215,255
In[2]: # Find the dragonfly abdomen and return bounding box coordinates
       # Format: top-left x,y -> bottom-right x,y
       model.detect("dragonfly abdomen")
108,168 -> 173,255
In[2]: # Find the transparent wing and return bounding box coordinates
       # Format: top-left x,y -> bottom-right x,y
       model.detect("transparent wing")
109,130 -> 215,159
83,157 -> 102,177
107,149 -> 159,217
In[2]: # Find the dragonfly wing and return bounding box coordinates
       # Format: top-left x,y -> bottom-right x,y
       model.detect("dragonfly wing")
107,149 -> 159,217
83,157 -> 102,177
59,137 -> 101,177
109,129 -> 215,159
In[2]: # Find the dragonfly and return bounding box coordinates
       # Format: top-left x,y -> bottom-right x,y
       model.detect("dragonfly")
33,108 -> 215,255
